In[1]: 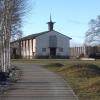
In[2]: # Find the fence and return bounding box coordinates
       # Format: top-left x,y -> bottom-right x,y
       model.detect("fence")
70,46 -> 100,58
70,46 -> 86,58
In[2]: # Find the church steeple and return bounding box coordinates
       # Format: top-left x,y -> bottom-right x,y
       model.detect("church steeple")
47,15 -> 55,31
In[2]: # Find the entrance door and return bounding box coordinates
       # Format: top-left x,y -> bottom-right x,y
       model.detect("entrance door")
13,48 -> 17,56
50,48 -> 56,57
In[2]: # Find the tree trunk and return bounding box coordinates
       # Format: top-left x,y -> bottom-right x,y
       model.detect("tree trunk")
0,0 -> 12,72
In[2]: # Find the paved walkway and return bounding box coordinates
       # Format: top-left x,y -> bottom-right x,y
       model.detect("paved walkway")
0,63 -> 78,100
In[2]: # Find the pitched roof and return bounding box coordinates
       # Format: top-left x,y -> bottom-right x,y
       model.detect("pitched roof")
21,31 -> 49,40
11,31 -> 49,43
11,30 -> 72,43
53,30 -> 72,39
21,30 -> 72,40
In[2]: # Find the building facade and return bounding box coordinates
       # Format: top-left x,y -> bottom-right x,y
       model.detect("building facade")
11,18 -> 72,59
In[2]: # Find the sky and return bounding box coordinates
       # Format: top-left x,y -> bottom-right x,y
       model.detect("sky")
22,0 -> 100,46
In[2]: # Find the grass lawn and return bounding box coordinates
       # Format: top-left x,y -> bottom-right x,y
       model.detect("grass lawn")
12,59 -> 100,100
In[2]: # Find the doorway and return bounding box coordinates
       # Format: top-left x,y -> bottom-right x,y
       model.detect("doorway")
13,48 -> 17,56
50,48 -> 56,57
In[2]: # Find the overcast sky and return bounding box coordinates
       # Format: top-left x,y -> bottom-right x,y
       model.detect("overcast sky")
22,0 -> 100,46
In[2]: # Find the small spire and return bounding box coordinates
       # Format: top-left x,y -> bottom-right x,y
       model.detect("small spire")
47,14 -> 56,31
50,14 -> 52,22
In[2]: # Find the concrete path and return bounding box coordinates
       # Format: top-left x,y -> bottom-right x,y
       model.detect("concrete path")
0,63 -> 78,100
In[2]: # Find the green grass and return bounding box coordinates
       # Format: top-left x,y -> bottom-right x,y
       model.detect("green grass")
12,59 -> 100,100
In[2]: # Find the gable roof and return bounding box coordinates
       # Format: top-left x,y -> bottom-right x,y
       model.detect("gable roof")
11,30 -> 72,43
21,30 -> 72,40
21,31 -> 49,40
53,30 -> 72,39
11,31 -> 49,43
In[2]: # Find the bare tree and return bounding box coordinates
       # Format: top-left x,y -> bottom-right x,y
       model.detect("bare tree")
85,15 -> 100,46
0,0 -> 27,72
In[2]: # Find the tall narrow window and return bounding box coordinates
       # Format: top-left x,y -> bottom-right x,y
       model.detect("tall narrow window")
49,35 -> 57,47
